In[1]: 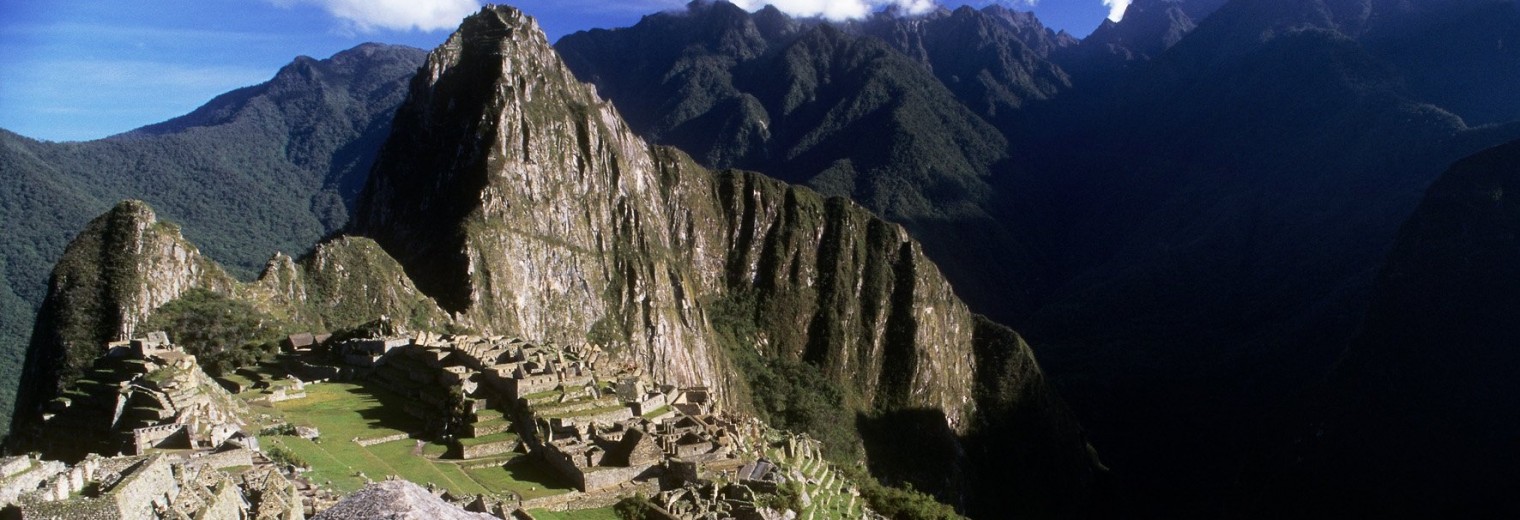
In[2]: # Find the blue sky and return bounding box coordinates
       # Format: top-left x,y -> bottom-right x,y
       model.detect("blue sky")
0,0 -> 1117,142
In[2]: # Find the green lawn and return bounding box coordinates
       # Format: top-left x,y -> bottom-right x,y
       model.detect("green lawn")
255,380 -> 569,499
274,381 -> 421,440
526,506 -> 621,520
467,457 -> 575,500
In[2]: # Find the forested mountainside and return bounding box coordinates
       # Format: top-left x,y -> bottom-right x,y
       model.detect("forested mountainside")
556,0 -> 1520,514
554,2 -> 1051,321
16,7 -> 1106,518
0,44 -> 425,429
1244,138 -> 1520,517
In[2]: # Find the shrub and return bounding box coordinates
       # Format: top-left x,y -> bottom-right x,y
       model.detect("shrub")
143,288 -> 289,375
613,494 -> 656,520
265,444 -> 309,469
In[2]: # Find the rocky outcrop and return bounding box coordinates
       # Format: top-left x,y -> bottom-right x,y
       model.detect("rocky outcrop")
12,206 -> 447,439
246,237 -> 451,332
351,7 -> 723,391
352,5 -> 989,426
313,480 -> 495,520
15,201 -> 235,428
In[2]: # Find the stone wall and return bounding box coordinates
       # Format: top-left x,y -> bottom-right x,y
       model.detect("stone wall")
108,455 -> 177,520
460,438 -> 520,460
519,479 -> 660,512
581,464 -> 656,493
266,388 -> 308,403
0,457 -> 33,478
463,420 -> 511,438
18,494 -> 122,519
0,458 -> 66,506
132,424 -> 188,454
283,358 -> 348,382
199,482 -> 245,520
188,449 -> 255,470
355,433 -> 411,448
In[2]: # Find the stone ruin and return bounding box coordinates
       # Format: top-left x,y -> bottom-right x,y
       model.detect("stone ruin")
0,332 -> 312,519
96,319 -> 883,519
0,450 -> 304,520
26,332 -> 253,461
292,326 -> 761,498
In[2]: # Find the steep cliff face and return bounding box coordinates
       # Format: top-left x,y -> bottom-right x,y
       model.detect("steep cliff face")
351,8 -> 722,391
557,0 -> 1052,328
352,5 -> 992,426
705,170 -> 977,417
345,8 -> 1104,513
19,201 -> 235,414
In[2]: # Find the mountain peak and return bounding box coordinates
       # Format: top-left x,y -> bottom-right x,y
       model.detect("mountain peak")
350,0 -> 1004,425
119,42 -> 425,139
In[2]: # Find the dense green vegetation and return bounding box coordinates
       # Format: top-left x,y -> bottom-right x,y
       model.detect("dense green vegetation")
612,495 -> 657,520
708,292 -> 862,462
851,476 -> 963,520
142,288 -> 289,375
0,44 -> 424,432
709,292 -> 967,520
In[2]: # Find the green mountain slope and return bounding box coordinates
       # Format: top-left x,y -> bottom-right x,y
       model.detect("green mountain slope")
0,43 -> 425,430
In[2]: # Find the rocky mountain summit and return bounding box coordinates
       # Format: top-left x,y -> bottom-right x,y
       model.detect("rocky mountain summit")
13,4 -> 1104,518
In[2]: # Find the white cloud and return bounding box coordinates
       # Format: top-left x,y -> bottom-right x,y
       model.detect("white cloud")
727,0 -> 939,21
272,0 -> 482,33
1102,0 -> 1130,22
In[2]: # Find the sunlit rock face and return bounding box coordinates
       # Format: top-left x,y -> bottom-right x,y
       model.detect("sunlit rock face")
349,6 -> 984,421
